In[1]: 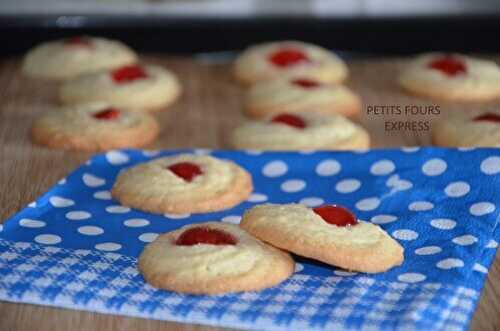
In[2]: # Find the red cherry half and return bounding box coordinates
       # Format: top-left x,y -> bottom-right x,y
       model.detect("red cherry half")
271,113 -> 306,129
93,108 -> 120,120
168,162 -> 203,182
291,78 -> 321,89
64,36 -> 92,47
176,227 -> 237,246
473,112 -> 500,123
313,205 -> 358,227
269,48 -> 310,68
111,65 -> 148,84
428,56 -> 466,76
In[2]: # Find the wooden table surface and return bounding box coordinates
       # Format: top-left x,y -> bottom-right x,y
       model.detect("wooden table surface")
0,55 -> 498,331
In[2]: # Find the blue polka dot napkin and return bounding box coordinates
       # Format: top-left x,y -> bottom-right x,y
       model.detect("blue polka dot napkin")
0,148 -> 499,331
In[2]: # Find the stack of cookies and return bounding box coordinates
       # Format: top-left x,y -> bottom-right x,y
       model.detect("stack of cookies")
24,36 -> 181,151
110,153 -> 404,295
231,41 -> 370,151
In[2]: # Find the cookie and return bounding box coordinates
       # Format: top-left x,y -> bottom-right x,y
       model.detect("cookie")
59,64 -> 181,112
432,110 -> 500,147
399,53 -> 500,101
244,77 -> 361,118
234,41 -> 348,85
139,222 -> 294,294
240,204 -> 404,273
31,102 -> 159,151
112,154 -> 253,214
230,112 -> 370,151
22,36 -> 137,80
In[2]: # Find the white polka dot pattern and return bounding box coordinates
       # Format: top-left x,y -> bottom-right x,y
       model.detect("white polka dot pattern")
221,215 -> 242,224
397,273 -> 426,283
430,219 -> 457,230
281,179 -> 306,193
370,214 -> 398,224
35,234 -> 62,245
408,201 -> 434,211
370,160 -> 395,176
480,156 -> 500,175
415,246 -> 442,255
247,193 -> 268,203
66,211 -> 91,220
262,161 -> 288,177
469,202 -> 495,216
392,229 -> 419,241
299,197 -> 324,207
444,182 -> 470,198
336,179 -> 361,193
436,258 -> 464,269
422,159 -> 447,176
78,226 -> 104,236
315,159 -> 341,176
355,197 -> 380,211
106,150 -> 130,165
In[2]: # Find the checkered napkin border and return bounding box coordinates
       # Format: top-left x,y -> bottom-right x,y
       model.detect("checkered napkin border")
0,238 -> 478,331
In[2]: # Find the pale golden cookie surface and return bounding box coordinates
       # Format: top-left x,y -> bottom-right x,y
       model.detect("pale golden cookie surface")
139,222 -> 295,294
234,41 -> 348,85
432,110 -> 500,147
240,204 -> 404,273
22,36 -> 137,80
399,53 -> 500,101
59,64 -> 181,112
230,112 -> 370,151
31,102 -> 159,151
112,154 -> 253,214
244,78 -> 361,118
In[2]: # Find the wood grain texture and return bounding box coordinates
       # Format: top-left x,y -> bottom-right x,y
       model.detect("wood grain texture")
0,55 -> 498,331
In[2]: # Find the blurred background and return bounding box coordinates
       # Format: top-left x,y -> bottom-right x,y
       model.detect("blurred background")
2,0 -> 500,55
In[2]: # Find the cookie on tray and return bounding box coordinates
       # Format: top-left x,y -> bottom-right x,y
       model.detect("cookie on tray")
399,53 -> 500,101
240,204 -> 404,273
112,154 -> 253,214
234,41 -> 348,85
230,112 -> 370,151
139,222 -> 295,294
244,77 -> 361,118
31,102 -> 159,151
59,64 -> 181,112
22,36 -> 138,80
432,109 -> 500,147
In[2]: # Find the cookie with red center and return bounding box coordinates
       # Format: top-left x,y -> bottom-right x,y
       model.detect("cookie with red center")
31,102 -> 159,151
240,204 -> 404,273
22,36 -> 137,80
111,154 -> 253,214
59,64 -> 181,112
399,53 -> 500,101
230,112 -> 370,151
138,222 -> 294,294
233,41 -> 348,85
244,77 -> 361,119
432,110 -> 500,147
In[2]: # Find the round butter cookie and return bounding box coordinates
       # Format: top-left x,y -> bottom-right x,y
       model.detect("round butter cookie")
234,41 -> 348,85
240,204 -> 404,273
230,112 -> 370,151
22,36 -> 137,80
245,78 -> 361,118
31,102 -> 159,151
432,110 -> 500,147
112,154 -> 253,214
59,64 -> 181,112
399,53 -> 500,101
139,222 -> 295,294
